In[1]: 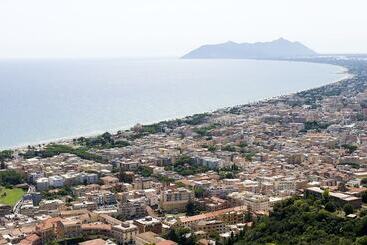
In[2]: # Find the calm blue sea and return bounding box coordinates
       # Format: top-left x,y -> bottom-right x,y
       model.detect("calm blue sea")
0,58 -> 345,149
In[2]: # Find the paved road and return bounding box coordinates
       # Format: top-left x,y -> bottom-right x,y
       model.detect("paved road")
13,185 -> 35,214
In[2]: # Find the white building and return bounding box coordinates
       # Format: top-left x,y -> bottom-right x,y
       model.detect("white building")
86,173 -> 98,184
28,172 -> 44,183
198,157 -> 226,170
79,172 -> 98,184
36,177 -> 49,191
228,191 -> 270,212
144,189 -> 159,206
49,175 -> 65,188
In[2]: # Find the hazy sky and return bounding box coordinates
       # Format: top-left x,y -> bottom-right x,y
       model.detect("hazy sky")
1,0 -> 366,58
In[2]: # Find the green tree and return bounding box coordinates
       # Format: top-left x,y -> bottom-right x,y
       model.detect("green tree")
0,170 -> 23,186
194,187 -> 205,198
355,236 -> 367,245
0,161 -> 5,170
185,201 -> 203,216
0,150 -> 13,162
166,228 -> 179,242
164,227 -> 195,245
325,202 -> 336,212
322,189 -> 330,203
236,196 -> 367,244
342,144 -> 358,154
362,191 -> 367,203
244,211 -> 253,222
343,204 -> 354,215
138,166 -> 153,177
207,145 -> 217,152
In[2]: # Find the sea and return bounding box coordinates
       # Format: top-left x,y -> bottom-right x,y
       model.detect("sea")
0,58 -> 347,149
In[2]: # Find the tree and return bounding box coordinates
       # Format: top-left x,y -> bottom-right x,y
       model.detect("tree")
325,202 -> 336,212
194,187 -> 205,198
164,227 -> 195,245
342,144 -> 358,154
343,204 -> 354,215
322,189 -> 330,203
185,201 -> 203,216
0,170 -> 23,186
244,211 -> 253,222
355,236 -> 367,245
166,228 -> 179,242
362,191 -> 367,204
225,172 -> 235,179
236,196 -> 367,244
138,166 -> 153,177
361,178 -> 367,186
0,150 -> 13,162
207,145 -> 217,152
227,231 -> 235,245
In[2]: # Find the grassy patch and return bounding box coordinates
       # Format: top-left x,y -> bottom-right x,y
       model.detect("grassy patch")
0,187 -> 25,206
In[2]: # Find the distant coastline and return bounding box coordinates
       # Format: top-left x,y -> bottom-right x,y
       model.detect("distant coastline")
3,59 -> 350,152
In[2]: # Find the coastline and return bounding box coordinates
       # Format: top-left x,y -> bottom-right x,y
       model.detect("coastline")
4,60 -> 352,152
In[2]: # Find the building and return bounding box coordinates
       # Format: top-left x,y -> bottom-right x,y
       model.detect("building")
118,161 -> 139,172
79,239 -> 116,245
23,192 -> 43,206
39,199 -> 65,212
0,204 -> 12,216
49,175 -> 65,188
85,190 -> 117,206
81,224 -> 112,239
72,201 -> 98,211
36,178 -> 49,191
133,177 -> 153,190
133,216 -> 162,234
135,231 -> 177,245
20,201 -> 39,217
18,233 -> 41,245
35,217 -> 61,243
305,187 -> 362,209
28,172 -> 44,184
195,220 -> 226,235
118,199 -> 147,220
55,219 -> 82,240
178,206 -> 247,228
196,197 -> 229,211
79,173 -> 98,185
196,157 -> 224,170
100,176 -> 119,186
111,222 -> 138,244
159,188 -> 193,212
228,192 -> 270,211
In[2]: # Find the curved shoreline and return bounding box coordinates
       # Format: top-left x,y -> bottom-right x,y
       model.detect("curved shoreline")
3,60 -> 352,151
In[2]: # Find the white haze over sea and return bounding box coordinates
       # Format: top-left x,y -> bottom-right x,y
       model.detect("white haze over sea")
0,58 -> 346,149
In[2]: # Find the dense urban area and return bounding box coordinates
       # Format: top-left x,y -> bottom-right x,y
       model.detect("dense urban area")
1,57 -> 367,245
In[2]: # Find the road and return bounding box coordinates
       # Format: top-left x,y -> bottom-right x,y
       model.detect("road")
13,185 -> 35,214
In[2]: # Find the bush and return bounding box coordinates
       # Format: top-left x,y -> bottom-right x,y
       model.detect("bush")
356,236 -> 367,245
0,170 -> 23,186
362,191 -> 367,203
343,204 -> 354,215
342,144 -> 358,154
236,196 -> 366,244
0,150 -> 13,162
325,202 -> 336,212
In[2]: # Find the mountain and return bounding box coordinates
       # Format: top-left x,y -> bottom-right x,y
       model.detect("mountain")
182,38 -> 318,59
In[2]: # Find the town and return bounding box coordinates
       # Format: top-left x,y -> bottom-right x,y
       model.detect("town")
0,57 -> 367,245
